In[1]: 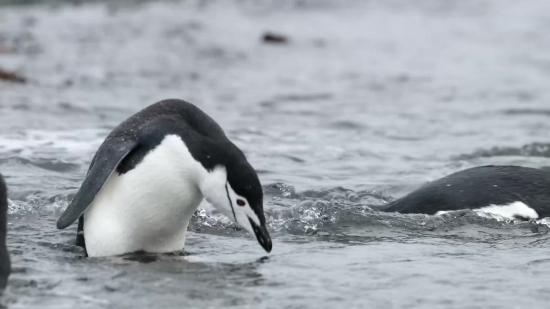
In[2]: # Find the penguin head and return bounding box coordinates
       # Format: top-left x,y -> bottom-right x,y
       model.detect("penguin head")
199,156 -> 272,254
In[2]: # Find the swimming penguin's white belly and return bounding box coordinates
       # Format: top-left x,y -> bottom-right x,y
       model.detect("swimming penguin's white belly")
84,135 -> 204,257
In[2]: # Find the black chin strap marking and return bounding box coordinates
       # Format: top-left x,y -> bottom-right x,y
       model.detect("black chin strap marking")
225,182 -> 237,222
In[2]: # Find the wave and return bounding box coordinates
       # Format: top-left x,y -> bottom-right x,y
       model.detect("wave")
456,142 -> 550,160
188,184 -> 550,243
7,182 -> 550,244
0,157 -> 80,173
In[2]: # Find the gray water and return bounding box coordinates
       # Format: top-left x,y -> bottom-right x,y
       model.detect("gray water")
1,0 -> 550,308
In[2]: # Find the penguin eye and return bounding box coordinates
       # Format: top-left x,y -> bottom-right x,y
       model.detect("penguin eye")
236,199 -> 246,206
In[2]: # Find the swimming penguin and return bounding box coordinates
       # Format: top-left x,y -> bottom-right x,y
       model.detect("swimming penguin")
0,173 -> 10,290
56,99 -> 272,257
381,165 -> 550,220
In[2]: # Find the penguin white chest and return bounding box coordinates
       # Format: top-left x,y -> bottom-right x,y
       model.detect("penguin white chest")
84,135 -> 204,257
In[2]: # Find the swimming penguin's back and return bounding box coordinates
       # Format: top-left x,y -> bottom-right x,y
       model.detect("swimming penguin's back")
382,165 -> 550,219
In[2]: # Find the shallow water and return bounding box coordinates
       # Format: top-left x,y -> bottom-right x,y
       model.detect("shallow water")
2,0 -> 550,308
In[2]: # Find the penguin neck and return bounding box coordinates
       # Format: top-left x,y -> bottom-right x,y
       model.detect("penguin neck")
198,165 -> 228,205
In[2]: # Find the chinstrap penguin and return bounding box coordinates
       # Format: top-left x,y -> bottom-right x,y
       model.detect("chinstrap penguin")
381,165 -> 550,220
0,173 -> 10,290
57,99 -> 272,257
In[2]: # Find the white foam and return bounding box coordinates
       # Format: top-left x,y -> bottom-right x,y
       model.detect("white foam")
536,218 -> 550,228
475,201 -> 538,220
0,129 -> 107,158
435,201 -> 539,220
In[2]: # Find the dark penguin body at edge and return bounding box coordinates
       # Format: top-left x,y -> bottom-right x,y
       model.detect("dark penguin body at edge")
57,99 -> 272,257
381,165 -> 550,219
0,173 -> 10,290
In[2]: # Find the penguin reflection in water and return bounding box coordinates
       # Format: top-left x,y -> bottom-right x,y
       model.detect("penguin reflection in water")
57,99 -> 272,257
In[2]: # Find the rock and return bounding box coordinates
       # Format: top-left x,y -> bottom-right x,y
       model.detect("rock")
262,32 -> 288,44
0,68 -> 26,84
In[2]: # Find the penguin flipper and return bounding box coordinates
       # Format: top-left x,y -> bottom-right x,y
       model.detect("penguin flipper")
56,138 -> 138,229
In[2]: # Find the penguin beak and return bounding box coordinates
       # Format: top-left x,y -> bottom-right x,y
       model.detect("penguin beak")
248,217 -> 272,253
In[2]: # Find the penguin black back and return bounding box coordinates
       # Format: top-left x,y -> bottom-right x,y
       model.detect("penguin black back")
94,99 -> 227,175
382,165 -> 550,219
0,173 -> 10,290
